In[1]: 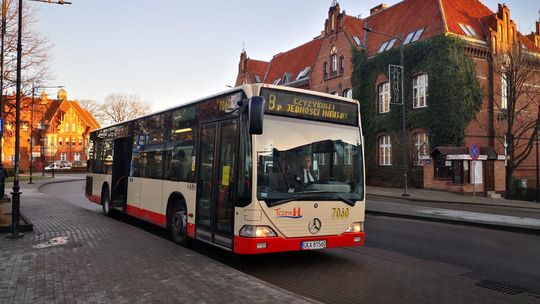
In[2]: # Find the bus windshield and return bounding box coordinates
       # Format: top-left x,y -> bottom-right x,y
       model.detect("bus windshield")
256,115 -> 363,206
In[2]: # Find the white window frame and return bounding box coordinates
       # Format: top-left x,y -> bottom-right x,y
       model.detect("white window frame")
379,135 -> 392,166
331,54 -> 338,73
343,89 -> 353,99
74,153 -> 81,161
60,153 -> 67,161
414,132 -> 428,166
378,82 -> 390,113
413,74 -> 428,108
501,73 -> 508,109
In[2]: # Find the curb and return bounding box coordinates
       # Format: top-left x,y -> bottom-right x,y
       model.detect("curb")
367,193 -> 540,211
36,178 -> 85,192
366,209 -> 540,235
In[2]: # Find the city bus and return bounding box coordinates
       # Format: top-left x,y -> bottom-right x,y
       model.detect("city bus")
85,84 -> 365,254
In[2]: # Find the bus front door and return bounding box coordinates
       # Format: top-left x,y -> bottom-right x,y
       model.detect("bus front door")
111,137 -> 132,210
196,119 -> 238,249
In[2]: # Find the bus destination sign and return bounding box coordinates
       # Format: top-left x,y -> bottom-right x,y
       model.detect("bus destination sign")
260,89 -> 358,126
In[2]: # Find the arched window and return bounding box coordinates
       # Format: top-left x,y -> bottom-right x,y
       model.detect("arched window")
413,73 -> 428,108
501,73 -> 508,109
378,82 -> 390,113
414,132 -> 429,166
378,135 -> 392,166
330,46 -> 338,76
343,89 -> 353,99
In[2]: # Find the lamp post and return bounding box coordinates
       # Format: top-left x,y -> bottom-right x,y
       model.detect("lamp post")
364,26 -> 409,196
29,85 -> 64,183
8,0 -> 71,238
0,0 -> 8,165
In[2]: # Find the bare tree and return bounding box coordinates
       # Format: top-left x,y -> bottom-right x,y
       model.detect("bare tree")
1,1 -> 52,124
77,99 -> 108,126
493,46 -> 540,196
101,94 -> 151,125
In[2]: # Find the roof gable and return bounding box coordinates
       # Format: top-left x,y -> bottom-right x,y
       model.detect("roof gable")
263,38 -> 323,84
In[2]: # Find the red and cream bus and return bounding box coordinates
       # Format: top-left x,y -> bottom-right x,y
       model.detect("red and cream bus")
85,84 -> 365,254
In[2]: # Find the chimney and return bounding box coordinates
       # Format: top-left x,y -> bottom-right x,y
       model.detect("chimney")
370,4 -> 388,15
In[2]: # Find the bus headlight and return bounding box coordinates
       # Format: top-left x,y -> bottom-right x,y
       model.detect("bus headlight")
345,222 -> 364,233
239,225 -> 277,238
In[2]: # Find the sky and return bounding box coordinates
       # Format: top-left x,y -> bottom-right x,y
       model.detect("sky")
33,0 -> 539,112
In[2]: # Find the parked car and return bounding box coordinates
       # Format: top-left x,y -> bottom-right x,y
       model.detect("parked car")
44,162 -> 71,171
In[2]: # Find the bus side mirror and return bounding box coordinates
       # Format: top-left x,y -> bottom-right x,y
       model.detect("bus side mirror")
248,96 -> 265,135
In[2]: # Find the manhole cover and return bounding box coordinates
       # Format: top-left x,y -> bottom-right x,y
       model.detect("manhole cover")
475,280 -> 523,295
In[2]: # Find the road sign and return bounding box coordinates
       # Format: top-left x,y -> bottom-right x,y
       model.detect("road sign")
0,117 -> 3,134
469,143 -> 480,160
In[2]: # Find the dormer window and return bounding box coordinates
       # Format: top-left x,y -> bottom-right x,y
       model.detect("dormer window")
254,75 -> 261,83
403,28 -> 424,45
458,23 -> 476,37
296,67 -> 311,80
378,38 -> 397,53
273,78 -> 281,85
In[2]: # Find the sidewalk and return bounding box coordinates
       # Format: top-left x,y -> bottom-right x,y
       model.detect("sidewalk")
367,186 -> 540,233
0,176 -> 317,304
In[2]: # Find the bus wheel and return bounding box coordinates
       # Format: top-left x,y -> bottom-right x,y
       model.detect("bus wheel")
102,186 -> 113,217
170,203 -> 189,245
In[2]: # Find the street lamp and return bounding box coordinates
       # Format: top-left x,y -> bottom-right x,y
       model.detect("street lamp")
364,26 -> 409,196
9,0 -> 71,238
29,84 -> 64,184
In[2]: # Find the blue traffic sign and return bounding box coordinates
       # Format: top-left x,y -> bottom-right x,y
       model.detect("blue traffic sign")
0,117 -> 3,134
469,143 -> 480,160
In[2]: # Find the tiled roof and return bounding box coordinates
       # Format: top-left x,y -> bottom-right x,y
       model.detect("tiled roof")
347,0 -> 446,56
520,33 -> 540,53
441,0 -> 494,40
263,38 -> 323,83
248,59 -> 269,80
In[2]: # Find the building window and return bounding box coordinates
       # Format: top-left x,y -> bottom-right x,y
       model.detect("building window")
331,54 -> 338,75
58,138 -> 62,145
378,135 -> 392,166
501,73 -> 508,109
74,153 -> 81,161
413,74 -> 428,108
414,132 -> 429,166
60,153 -> 67,161
72,138 -> 76,146
72,123 -> 76,132
339,56 -> 344,74
434,158 -> 452,179
65,137 -> 69,146
378,82 -> 390,113
66,123 -> 70,132
79,138 -> 83,146
343,89 -> 352,99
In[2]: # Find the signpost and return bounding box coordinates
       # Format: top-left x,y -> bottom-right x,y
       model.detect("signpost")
469,143 -> 480,197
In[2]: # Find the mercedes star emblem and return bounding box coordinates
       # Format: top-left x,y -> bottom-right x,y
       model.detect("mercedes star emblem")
308,218 -> 322,234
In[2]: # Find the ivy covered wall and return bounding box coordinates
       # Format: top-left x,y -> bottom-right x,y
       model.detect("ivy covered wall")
352,35 -> 483,186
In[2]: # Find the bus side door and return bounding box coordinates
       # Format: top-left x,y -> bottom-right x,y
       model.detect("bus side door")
196,119 -> 238,248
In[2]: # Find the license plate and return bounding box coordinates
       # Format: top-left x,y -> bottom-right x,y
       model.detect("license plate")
301,240 -> 326,250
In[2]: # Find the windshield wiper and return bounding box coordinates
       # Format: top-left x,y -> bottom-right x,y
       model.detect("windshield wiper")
263,192 -> 356,207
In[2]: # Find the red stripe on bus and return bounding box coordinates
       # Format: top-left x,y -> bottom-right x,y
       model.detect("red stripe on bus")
233,232 -> 365,254
187,223 -> 195,238
126,205 -> 167,226
85,194 -> 101,205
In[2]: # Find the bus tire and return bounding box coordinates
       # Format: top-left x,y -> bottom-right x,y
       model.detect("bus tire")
170,202 -> 189,245
101,185 -> 113,217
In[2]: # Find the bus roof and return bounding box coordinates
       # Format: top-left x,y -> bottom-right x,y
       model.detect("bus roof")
91,84 -> 359,133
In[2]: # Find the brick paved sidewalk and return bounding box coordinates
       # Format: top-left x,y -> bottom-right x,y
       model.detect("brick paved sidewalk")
0,179 -> 316,304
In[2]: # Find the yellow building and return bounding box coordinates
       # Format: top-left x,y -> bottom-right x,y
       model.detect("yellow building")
1,89 -> 100,170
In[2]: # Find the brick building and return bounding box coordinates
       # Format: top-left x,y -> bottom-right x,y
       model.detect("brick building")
235,0 -> 540,196
1,89 -> 100,171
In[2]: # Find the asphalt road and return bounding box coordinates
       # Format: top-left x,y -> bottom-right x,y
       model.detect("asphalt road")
42,180 -> 540,304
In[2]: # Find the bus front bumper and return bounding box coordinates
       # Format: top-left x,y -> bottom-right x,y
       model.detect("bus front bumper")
233,232 -> 365,254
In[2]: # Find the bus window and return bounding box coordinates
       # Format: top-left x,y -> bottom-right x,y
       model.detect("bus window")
168,107 -> 196,182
